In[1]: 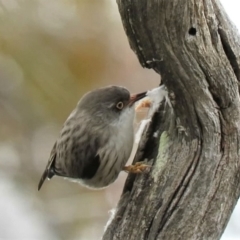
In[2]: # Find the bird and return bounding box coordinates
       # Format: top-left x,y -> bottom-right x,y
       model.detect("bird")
38,85 -> 149,191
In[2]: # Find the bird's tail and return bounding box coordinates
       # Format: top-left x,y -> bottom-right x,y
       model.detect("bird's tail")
38,166 -> 55,191
38,146 -> 56,191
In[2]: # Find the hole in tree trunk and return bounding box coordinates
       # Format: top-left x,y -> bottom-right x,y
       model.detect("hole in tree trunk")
189,27 -> 197,36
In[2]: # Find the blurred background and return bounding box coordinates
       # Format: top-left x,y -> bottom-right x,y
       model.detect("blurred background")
0,0 -> 239,239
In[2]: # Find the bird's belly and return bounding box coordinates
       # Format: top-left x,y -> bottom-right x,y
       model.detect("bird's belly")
81,129 -> 134,188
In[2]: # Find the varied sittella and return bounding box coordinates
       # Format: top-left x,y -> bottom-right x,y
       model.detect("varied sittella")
38,85 -> 149,190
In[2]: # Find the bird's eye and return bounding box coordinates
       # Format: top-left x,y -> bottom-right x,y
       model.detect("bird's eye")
116,101 -> 124,110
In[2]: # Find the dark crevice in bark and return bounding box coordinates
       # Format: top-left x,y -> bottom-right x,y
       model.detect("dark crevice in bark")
123,104 -> 166,195
218,111 -> 225,154
141,113 -> 164,161
218,27 -> 240,81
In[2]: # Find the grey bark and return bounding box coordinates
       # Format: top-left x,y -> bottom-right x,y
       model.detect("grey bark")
102,0 -> 240,240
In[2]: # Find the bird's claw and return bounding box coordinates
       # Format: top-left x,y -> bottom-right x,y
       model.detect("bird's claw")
123,162 -> 150,174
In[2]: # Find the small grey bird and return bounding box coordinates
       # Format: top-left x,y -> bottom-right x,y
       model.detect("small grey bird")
38,85 -> 148,190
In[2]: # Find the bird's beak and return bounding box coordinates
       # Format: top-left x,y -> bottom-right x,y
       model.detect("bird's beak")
129,91 -> 147,106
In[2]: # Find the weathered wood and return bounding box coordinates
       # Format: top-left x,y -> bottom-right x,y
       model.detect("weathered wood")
102,0 -> 240,239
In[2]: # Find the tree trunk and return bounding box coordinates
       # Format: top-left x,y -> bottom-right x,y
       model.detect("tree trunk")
102,0 -> 240,239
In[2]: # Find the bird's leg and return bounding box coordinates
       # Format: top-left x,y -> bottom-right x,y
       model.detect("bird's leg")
123,161 -> 150,174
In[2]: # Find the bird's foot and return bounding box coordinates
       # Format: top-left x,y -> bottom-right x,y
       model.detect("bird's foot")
123,161 -> 150,174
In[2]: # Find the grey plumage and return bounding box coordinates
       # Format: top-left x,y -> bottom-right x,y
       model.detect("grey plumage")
38,86 -> 146,190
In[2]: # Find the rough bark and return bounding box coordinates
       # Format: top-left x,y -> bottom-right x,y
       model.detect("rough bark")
103,0 -> 240,240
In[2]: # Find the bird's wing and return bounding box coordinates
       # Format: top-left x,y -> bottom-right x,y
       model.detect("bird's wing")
38,142 -> 57,191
